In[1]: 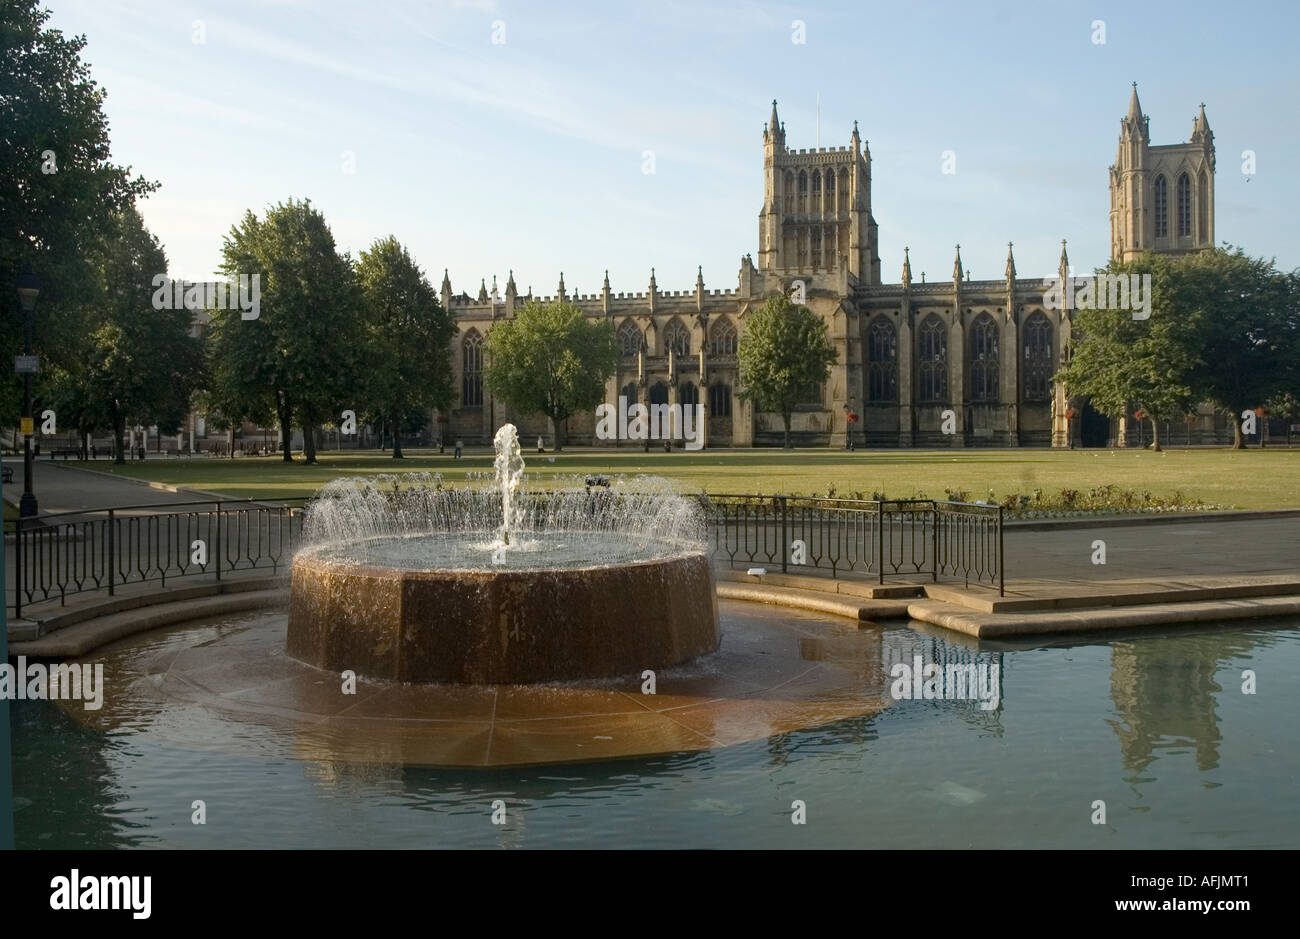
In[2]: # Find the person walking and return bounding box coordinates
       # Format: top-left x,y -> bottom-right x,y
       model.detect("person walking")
454,439 -> 463,459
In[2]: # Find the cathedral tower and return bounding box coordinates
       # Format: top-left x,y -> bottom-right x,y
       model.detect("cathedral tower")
1109,83 -> 1216,263
757,101 -> 881,284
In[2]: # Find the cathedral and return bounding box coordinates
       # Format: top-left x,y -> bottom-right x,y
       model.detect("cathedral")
439,85 -> 1219,449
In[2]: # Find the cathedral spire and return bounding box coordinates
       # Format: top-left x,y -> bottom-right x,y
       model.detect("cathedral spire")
1192,102 -> 1213,144
1126,82 -> 1143,122
769,99 -> 780,135
1005,242 -> 1016,281
952,244 -> 963,283
506,269 -> 516,293
851,119 -> 860,154
901,246 -> 911,288
477,278 -> 488,303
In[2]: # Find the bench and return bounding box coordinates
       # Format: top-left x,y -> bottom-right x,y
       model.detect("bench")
49,448 -> 81,461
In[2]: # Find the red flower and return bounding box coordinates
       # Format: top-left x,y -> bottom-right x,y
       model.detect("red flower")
1255,406 -> 1269,417
847,413 -> 859,423
1065,408 -> 1077,419
1134,409 -> 1145,420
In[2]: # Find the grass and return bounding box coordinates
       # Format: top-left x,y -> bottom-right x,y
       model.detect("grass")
87,445 -> 1300,510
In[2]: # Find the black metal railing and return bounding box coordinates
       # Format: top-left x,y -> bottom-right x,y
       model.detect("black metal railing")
5,491 -> 1003,617
704,494 -> 1003,594
7,499 -> 308,617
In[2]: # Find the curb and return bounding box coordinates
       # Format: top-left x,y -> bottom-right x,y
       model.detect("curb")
1004,508 -> 1300,531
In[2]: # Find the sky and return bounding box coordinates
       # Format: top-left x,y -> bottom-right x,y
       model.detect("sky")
42,0 -> 1300,296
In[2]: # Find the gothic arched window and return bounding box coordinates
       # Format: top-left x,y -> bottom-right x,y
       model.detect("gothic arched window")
783,171 -> 794,214
868,316 -> 898,402
1198,170 -> 1209,240
710,318 -> 737,355
824,170 -> 835,216
617,319 -> 643,357
662,319 -> 690,357
679,383 -> 699,408
709,382 -> 732,418
969,314 -> 999,402
917,315 -> 947,403
462,329 -> 483,406
798,171 -> 808,213
1153,174 -> 1168,238
838,168 -> 849,213
1177,172 -> 1192,237
1022,312 -> 1052,402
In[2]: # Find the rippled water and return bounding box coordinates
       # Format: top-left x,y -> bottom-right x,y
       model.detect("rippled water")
10,603 -> 1300,849
304,532 -> 702,571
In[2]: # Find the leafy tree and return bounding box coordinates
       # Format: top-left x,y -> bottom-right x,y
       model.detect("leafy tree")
1170,248 -> 1299,448
1059,256 -> 1194,451
0,0 -> 156,424
737,294 -> 837,449
356,236 -> 454,458
1264,390 -> 1300,447
53,207 -> 202,463
205,199 -> 364,464
483,300 -> 616,451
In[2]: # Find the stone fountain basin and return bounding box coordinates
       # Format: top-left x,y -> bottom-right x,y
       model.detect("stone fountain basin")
287,541 -> 720,683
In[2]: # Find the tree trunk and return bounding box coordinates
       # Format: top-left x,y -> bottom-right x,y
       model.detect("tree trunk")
112,414 -> 126,465
1149,417 -> 1161,452
1232,412 -> 1246,449
302,417 -> 318,464
553,415 -> 566,453
782,412 -> 792,449
392,413 -> 403,459
279,402 -> 294,462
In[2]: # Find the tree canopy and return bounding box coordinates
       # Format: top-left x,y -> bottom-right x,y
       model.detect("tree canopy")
737,295 -> 837,448
205,198 -> 364,463
356,235 -> 455,458
483,300 -> 616,450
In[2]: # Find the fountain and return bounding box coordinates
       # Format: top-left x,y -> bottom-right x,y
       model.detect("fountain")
286,424 -> 720,683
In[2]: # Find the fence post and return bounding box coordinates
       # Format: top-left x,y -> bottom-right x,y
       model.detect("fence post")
779,496 -> 788,573
107,509 -> 115,597
214,502 -> 222,583
877,501 -> 885,585
931,501 -> 938,583
998,506 -> 1005,597
14,516 -> 22,619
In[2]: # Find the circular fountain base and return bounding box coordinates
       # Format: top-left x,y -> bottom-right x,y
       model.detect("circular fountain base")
287,546 -> 720,683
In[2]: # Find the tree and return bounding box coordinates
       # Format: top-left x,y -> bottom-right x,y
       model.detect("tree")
737,294 -> 838,449
1058,256 -> 1194,451
205,199 -> 364,464
356,236 -> 454,458
0,0 -> 156,425
483,300 -> 616,451
1170,248 -> 1299,448
54,207 -> 202,463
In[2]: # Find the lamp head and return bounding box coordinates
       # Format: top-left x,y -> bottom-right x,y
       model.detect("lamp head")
16,267 -> 40,313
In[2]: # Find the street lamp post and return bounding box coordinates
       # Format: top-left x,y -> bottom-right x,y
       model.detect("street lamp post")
15,267 -> 40,518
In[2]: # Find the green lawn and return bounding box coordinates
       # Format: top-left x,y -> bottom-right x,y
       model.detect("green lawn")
92,446 -> 1300,509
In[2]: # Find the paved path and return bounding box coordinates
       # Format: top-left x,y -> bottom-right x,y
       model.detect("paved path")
1006,517 -> 1299,579
1,458 -> 209,516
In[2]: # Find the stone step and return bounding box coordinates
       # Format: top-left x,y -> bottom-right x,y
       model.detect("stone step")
714,568 -> 926,600
8,589 -> 285,659
924,574 -> 1300,614
907,595 -> 1300,639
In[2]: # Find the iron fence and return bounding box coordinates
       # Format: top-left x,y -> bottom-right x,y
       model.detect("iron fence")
704,494 -> 1003,594
5,491 -> 1003,617
7,499 -> 308,618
